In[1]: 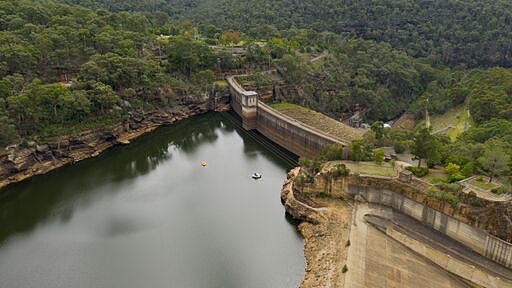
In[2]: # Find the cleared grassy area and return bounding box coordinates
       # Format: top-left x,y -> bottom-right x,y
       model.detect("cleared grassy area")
271,103 -> 364,142
329,161 -> 397,177
430,106 -> 472,141
469,178 -> 500,191
422,170 -> 449,184
271,103 -> 310,111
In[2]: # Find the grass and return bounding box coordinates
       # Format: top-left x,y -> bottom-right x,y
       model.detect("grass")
214,80 -> 228,89
338,161 -> 397,177
429,106 -> 473,141
422,170 -> 449,184
469,177 -> 500,191
271,102 -> 364,142
271,102 -> 310,111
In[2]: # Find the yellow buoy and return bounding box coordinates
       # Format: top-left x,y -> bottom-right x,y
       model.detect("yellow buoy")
201,161 -> 207,167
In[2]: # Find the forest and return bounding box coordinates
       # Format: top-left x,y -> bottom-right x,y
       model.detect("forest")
1,0 -> 512,187
58,0 -> 512,68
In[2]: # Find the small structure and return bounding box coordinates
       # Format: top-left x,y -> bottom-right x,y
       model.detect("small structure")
348,112 -> 363,128
399,170 -> 413,183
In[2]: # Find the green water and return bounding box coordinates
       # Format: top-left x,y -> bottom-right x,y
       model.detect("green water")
0,112 -> 304,288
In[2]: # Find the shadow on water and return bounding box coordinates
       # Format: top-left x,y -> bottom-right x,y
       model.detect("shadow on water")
0,112 -> 298,246
221,111 -> 298,169
0,113 -> 223,245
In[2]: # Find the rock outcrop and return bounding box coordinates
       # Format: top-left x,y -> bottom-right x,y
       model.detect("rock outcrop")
0,96 -> 230,189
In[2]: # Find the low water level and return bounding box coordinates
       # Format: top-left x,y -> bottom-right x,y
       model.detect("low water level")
0,112 -> 304,288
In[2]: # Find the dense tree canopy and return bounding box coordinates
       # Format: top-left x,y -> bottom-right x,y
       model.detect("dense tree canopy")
57,0 -> 512,68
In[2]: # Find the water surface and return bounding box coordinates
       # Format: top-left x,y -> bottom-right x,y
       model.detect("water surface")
0,112 -> 304,288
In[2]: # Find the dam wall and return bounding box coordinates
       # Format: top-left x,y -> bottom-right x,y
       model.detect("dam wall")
350,183 -> 512,268
302,173 -> 512,269
256,103 -> 343,159
227,75 -> 345,158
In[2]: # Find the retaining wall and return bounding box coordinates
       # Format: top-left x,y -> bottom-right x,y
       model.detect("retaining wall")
303,174 -> 512,269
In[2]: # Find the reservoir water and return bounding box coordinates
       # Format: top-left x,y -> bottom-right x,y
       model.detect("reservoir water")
0,112 -> 304,288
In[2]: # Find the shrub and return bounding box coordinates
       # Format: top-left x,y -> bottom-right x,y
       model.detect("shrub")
444,163 -> 460,175
461,162 -> 476,177
393,140 -> 406,154
448,172 -> 466,183
436,182 -> 461,193
406,166 -> 429,177
426,187 -> 440,198
319,144 -> 345,161
373,148 -> 385,164
491,187 -> 508,195
342,264 -> 348,273
299,157 -> 321,175
295,174 -> 314,187
441,192 -> 460,205
330,164 -> 350,178
345,240 -> 351,247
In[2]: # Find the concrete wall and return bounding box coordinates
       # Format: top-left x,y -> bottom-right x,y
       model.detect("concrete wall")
227,75 -> 346,158
346,182 -> 512,269
227,76 -> 258,130
385,225 -> 511,288
256,103 -> 342,158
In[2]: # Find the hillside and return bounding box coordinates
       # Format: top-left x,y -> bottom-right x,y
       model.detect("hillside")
58,0 -> 512,68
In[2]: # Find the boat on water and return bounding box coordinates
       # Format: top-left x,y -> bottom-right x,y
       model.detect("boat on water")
252,173 -> 262,179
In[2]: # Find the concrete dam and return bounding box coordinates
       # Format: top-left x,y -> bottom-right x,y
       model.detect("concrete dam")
227,75 -> 512,285
227,76 -> 349,159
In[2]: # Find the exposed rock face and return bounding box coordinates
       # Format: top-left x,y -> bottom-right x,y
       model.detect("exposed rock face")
0,96 -> 230,189
303,173 -> 512,242
281,168 -> 351,288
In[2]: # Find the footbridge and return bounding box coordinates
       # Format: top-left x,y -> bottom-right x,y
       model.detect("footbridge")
227,75 -> 349,158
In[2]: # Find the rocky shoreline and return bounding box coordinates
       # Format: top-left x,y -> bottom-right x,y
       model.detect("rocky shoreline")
281,164 -> 512,288
0,99 -> 230,190
281,168 -> 352,288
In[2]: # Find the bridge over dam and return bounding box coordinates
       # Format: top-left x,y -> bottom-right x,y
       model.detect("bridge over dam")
227,75 -> 351,158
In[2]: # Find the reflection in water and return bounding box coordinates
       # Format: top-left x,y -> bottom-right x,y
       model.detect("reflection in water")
0,112 -> 302,288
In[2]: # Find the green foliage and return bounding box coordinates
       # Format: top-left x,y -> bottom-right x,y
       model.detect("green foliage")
299,157 -> 322,175
371,121 -> 384,140
342,264 -> 348,273
426,186 -> 460,205
441,192 -> 460,205
166,36 -> 216,75
318,144 -> 345,162
79,0 -> 512,68
192,70 -> 216,92
406,166 -> 429,178
436,183 -> 461,193
350,140 -> 363,162
393,141 -> 406,154
411,127 -> 442,167
373,148 -> 385,165
279,39 -> 428,121
444,163 -> 460,175
328,164 -> 350,178
295,173 -> 314,187
491,187 -> 509,196
478,147 -> 511,182
276,54 -> 309,85
448,173 -> 466,183
0,110 -> 19,146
